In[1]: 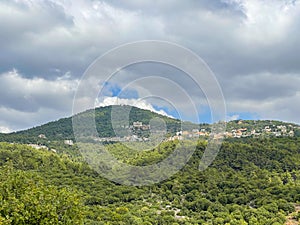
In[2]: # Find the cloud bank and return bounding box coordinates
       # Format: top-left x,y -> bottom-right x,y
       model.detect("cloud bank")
1,0 -> 300,131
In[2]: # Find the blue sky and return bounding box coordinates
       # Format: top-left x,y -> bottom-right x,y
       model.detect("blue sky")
100,80 -> 266,123
0,0 -> 300,132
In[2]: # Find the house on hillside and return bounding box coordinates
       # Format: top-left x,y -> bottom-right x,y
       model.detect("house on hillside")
133,121 -> 143,129
64,140 -> 74,146
38,134 -> 46,139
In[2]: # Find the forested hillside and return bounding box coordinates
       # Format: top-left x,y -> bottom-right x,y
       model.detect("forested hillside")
1,137 -> 300,224
0,106 -> 299,145
0,106 -> 194,143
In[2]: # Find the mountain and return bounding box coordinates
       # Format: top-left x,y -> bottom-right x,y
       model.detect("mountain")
0,105 -> 299,144
0,105 -> 200,143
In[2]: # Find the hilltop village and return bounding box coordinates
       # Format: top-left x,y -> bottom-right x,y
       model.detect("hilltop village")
168,123 -> 296,141
31,120 -> 299,147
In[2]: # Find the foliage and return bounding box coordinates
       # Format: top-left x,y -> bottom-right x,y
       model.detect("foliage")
0,136 -> 300,224
0,106 -> 193,142
0,162 -> 85,224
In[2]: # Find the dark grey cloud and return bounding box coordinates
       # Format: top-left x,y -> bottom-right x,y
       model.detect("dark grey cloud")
0,0 -> 75,77
2,0 -> 300,78
221,73 -> 300,100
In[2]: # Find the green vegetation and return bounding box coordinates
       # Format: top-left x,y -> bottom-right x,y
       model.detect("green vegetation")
0,106 -> 300,224
1,136 -> 300,224
1,106 -> 299,145
0,106 -> 193,142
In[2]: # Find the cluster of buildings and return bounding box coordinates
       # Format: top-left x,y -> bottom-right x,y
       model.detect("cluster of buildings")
167,123 -> 298,141
224,124 -> 296,138
38,133 -> 74,143
132,121 -> 150,130
28,135 -> 75,153
92,121 -> 151,142
34,121 -> 299,146
167,129 -> 210,141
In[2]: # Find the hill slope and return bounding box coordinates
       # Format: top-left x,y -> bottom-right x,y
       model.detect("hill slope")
0,105 -> 199,143
0,105 -> 299,143
1,138 -> 300,224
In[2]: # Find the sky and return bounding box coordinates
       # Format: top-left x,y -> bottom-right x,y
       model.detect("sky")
1,0 -> 300,133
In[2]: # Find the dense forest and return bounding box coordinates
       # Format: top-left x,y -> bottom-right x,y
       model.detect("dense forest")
1,136 -> 300,224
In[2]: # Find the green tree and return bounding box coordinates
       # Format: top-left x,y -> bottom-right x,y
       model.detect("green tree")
0,163 -> 86,224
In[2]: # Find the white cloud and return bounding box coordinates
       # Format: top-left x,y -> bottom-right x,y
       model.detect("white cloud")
0,69 -> 78,112
0,69 -> 79,131
0,125 -> 11,134
96,96 -> 174,118
234,0 -> 300,45
227,114 -> 240,121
